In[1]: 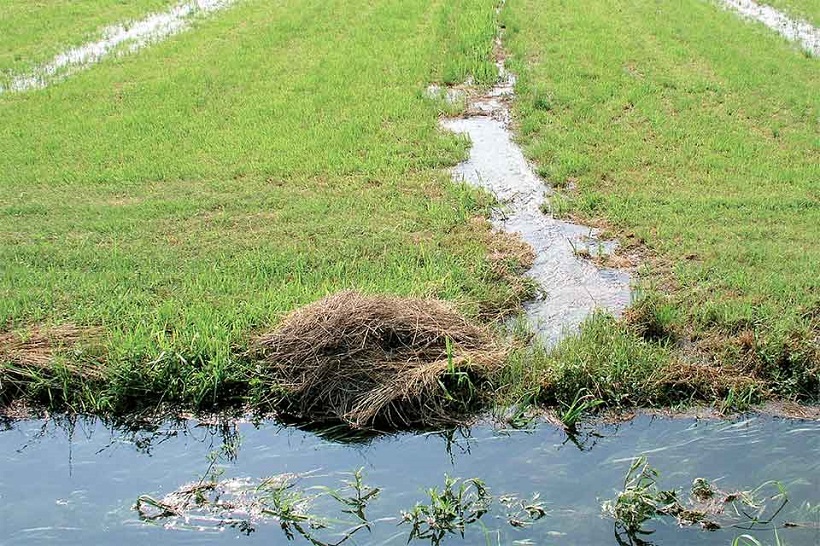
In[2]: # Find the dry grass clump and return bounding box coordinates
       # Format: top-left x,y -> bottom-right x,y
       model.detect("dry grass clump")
654,360 -> 760,403
254,291 -> 506,428
0,325 -> 103,402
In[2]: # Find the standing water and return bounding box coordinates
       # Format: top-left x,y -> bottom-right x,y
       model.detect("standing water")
0,414 -> 818,545
440,47 -> 631,346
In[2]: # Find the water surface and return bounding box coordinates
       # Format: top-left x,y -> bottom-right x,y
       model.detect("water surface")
1,415 -> 817,545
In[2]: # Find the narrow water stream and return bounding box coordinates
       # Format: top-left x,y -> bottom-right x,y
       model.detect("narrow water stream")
441,55 -> 631,345
0,0 -> 238,93
1,415 -> 817,545
720,0 -> 819,56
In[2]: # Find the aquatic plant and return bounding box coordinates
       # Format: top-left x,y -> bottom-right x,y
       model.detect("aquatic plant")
555,388 -> 603,430
603,456 -> 792,544
135,465 -> 380,544
401,475 -> 492,545
602,456 -> 681,537
732,529 -> 784,546
499,492 -> 547,528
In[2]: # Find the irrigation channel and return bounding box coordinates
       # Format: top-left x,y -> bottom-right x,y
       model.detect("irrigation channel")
1,414 -> 818,545
720,0 -> 820,56
438,38 -> 632,346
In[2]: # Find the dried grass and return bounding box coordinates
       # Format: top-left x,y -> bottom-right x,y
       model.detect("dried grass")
0,325 -> 104,400
254,291 -> 506,428
654,360 -> 760,401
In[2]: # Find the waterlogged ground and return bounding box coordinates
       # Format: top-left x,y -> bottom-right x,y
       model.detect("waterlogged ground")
1,415 -> 818,545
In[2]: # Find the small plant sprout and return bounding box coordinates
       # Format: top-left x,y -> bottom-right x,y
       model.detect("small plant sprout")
318,467 -> 381,528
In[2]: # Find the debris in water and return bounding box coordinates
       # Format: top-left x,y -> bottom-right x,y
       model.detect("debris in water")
720,0 -> 820,56
136,468 -> 379,541
0,0 -> 239,93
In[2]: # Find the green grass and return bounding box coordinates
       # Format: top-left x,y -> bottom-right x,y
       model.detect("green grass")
0,0 -> 518,412
2,0 -> 817,418
762,0 -> 820,26
502,0 -> 819,402
0,0 -> 173,77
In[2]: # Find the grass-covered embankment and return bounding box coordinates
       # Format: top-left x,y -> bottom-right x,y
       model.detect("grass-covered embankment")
0,0 -> 531,414
2,0 -> 817,422
499,0 -> 819,409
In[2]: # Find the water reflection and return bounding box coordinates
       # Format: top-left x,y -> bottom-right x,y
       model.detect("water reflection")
0,414 -> 817,545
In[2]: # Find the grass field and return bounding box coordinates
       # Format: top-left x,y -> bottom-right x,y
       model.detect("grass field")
0,0 -> 526,412
763,0 -> 820,26
0,0 -> 173,78
502,0 -> 819,407
1,0 -> 817,418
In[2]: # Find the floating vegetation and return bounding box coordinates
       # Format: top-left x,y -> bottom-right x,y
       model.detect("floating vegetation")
603,456 -> 792,544
136,437 -> 549,544
401,476 -> 492,544
499,492 -> 547,528
400,475 -> 547,544
135,468 -> 379,543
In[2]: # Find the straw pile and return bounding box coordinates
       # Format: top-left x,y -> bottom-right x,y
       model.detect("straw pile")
255,291 -> 505,428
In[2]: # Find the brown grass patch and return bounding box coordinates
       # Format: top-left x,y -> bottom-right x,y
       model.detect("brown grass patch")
654,360 -> 760,402
254,291 -> 506,428
0,325 -> 104,402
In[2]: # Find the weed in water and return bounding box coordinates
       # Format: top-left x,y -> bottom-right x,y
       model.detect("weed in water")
602,456 -> 681,539
499,492 -> 547,528
732,528 -> 784,546
136,460 -> 380,544
603,456 -> 793,544
401,475 -> 492,545
554,388 -> 604,431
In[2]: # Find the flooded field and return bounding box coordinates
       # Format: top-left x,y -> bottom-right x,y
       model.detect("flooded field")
1,414 -> 817,545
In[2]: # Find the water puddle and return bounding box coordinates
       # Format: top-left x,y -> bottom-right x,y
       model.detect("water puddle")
0,0 -> 238,93
720,0 -> 820,55
1,414 -> 817,545
441,51 -> 631,346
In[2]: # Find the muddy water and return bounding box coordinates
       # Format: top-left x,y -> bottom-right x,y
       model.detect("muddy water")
442,65 -> 631,345
0,415 -> 818,545
720,0 -> 820,55
0,0 -> 238,93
